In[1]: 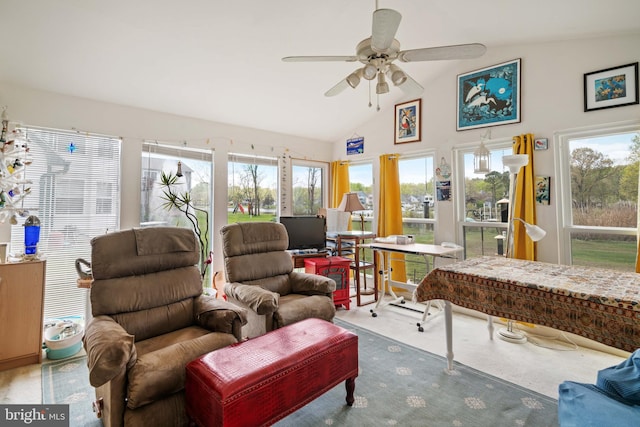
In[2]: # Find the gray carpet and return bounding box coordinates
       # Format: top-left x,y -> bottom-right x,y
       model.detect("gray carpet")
42,319 -> 558,426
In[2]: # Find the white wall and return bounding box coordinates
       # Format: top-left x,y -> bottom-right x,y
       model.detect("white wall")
332,33 -> 640,263
0,83 -> 333,272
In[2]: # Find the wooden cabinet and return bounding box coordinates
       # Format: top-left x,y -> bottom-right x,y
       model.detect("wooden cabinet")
305,256 -> 351,310
0,260 -> 46,371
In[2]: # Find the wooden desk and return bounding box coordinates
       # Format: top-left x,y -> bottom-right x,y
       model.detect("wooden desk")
332,231 -> 377,306
415,256 -> 640,370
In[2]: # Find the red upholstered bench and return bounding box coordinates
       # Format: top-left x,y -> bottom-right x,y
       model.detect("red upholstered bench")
185,318 -> 358,427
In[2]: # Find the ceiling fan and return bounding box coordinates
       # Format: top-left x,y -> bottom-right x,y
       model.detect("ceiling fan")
282,7 -> 486,106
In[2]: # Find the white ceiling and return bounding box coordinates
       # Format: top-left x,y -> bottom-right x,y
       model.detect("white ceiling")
1,0 -> 639,142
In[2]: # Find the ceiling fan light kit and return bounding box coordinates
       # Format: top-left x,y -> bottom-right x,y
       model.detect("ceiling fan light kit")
386,64 -> 407,86
376,72 -> 389,94
283,7 -> 486,108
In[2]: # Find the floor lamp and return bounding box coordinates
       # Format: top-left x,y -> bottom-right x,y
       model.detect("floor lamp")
499,154 -> 547,344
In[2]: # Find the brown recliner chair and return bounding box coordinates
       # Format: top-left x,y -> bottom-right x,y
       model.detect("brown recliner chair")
83,227 -> 247,427
221,222 -> 336,338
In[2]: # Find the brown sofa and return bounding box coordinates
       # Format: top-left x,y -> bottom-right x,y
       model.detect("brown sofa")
83,227 -> 247,427
221,222 -> 336,338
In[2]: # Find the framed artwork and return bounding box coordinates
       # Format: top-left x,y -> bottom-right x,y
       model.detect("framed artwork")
457,58 -> 521,131
394,99 -> 421,144
436,180 -> 451,202
346,136 -> 364,155
536,176 -> 550,205
534,138 -> 548,150
584,62 -> 639,112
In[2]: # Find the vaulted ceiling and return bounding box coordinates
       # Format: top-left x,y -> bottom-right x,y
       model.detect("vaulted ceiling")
1,0 -> 639,142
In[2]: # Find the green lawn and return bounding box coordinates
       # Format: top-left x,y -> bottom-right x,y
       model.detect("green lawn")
571,238 -> 636,271
227,213 -> 276,223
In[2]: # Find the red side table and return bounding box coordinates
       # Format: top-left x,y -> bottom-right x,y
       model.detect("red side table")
305,256 -> 351,310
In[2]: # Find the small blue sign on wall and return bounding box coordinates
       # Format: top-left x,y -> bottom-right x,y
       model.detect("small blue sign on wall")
346,137 -> 364,155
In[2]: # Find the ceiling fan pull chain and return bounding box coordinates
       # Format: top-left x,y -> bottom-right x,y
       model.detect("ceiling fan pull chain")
368,81 -> 372,108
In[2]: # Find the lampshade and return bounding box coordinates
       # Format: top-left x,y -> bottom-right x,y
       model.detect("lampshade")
473,141 -> 491,174
502,154 -> 528,174
376,72 -> 389,94
386,64 -> 407,86
513,218 -> 546,242
338,192 -> 365,213
363,63 -> 377,80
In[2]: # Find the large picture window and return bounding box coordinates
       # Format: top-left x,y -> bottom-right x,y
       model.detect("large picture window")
348,162 -> 373,231
457,142 -> 512,259
399,155 -> 436,282
141,143 -> 212,230
10,127 -> 121,319
292,159 -> 327,215
228,153 -> 278,222
558,124 -> 640,270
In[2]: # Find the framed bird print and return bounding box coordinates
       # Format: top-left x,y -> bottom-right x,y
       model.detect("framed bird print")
394,99 -> 421,144
457,58 -> 521,131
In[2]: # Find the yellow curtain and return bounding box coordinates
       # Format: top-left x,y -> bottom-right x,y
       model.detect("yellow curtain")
512,134 -> 537,260
377,154 -> 406,283
330,160 -> 353,229
330,161 -> 350,208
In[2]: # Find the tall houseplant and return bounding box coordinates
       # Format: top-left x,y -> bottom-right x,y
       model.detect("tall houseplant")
158,171 -> 212,282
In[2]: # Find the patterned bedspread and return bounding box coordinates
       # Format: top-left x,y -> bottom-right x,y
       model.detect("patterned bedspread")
415,256 -> 640,352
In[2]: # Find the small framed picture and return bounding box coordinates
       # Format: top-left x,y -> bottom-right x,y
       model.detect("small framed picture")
534,138 -> 548,150
536,176 -> 550,205
584,62 -> 639,112
394,99 -> 421,144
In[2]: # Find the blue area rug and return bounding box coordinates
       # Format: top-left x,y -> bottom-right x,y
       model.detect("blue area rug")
41,355 -> 101,427
275,319 -> 559,426
42,319 -> 559,426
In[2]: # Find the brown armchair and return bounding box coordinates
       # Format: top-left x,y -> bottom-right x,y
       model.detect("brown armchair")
83,227 -> 246,427
221,222 -> 336,338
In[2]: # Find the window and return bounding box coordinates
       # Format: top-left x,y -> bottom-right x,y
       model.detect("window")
292,159 -> 327,215
96,182 -> 113,215
398,155 -> 436,282
348,162 -> 373,231
558,124 -> 640,271
457,142 -> 512,259
9,127 -> 121,319
228,153 -> 278,222
141,143 -> 213,229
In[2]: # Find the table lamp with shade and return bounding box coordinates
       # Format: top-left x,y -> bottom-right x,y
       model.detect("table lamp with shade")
499,154 -> 547,344
338,192 -> 366,231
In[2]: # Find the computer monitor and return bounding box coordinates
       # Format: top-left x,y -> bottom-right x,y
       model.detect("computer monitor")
279,216 -> 326,251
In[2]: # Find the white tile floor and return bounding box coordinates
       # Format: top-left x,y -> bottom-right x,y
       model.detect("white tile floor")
0,292 -> 629,407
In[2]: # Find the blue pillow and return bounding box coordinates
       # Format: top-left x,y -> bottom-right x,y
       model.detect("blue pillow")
558,381 -> 640,427
596,349 -> 640,405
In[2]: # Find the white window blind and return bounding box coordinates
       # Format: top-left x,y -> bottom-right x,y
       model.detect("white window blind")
9,127 -> 121,320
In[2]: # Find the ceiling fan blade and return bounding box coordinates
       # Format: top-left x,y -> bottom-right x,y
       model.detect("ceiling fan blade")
371,8 -> 402,54
282,55 -> 358,62
324,79 -> 350,97
399,74 -> 424,97
398,43 -> 487,62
